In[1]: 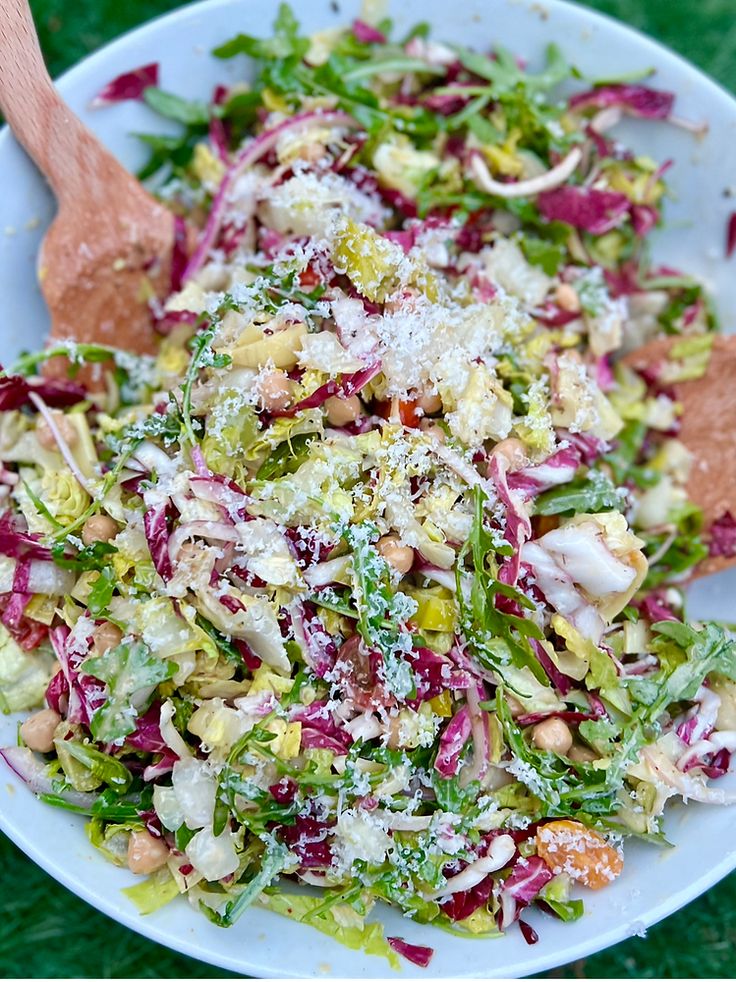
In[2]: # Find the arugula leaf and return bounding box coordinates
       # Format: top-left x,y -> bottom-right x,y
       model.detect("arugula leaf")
195,614 -> 244,666
342,522 -> 417,699
649,621 -> 736,706
83,640 -> 175,743
520,234 -> 567,276
202,837 -> 291,927
534,470 -> 627,516
603,420 -> 652,487
135,131 -> 202,181
180,316 -> 232,446
431,771 -> 480,813
51,539 -> 118,572
213,3 -> 309,61
540,897 -> 585,921
642,501 -> 708,588
88,567 -> 116,617
578,718 -> 621,755
62,742 -> 132,791
143,87 -> 210,126
256,433 -> 315,480
456,487 -> 546,685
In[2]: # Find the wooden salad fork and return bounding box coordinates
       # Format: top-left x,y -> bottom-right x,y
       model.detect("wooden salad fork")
0,0 -> 176,359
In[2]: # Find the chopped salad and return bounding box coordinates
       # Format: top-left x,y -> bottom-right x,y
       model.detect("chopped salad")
2,6 -> 736,969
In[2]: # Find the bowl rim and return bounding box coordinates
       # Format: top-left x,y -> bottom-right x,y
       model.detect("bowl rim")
2,0 -> 736,976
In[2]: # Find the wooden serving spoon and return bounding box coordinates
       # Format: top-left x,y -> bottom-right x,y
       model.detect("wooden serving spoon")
624,334 -> 736,578
0,0 -> 175,359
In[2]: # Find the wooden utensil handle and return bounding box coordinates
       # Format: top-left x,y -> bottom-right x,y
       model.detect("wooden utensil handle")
0,0 -> 106,202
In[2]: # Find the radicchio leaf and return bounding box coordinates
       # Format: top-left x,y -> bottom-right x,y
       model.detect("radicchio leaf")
0,373 -> 86,412
434,705 -> 472,777
272,362 -> 382,418
387,938 -> 434,967
278,816 -> 334,868
91,62 -> 159,107
352,19 -> 387,44
498,854 -> 554,929
143,499 -> 176,581
569,83 -> 675,119
709,511 -> 736,558
537,186 -> 630,235
727,212 -> 736,259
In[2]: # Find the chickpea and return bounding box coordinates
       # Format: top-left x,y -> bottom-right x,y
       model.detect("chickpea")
532,717 -> 573,755
127,829 -> 170,875
377,534 -> 414,574
416,390 -> 442,416
505,693 -> 525,718
20,708 -> 61,753
567,743 -> 598,763
325,394 -> 361,426
82,514 -> 119,546
555,282 -> 581,313
92,621 -> 123,655
36,413 -> 78,451
419,419 -> 446,443
259,370 -> 293,413
490,438 -> 528,472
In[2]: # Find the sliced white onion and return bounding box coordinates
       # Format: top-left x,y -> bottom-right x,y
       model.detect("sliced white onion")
641,747 -> 736,805
426,833 -> 515,899
0,745 -> 96,808
469,146 -> 583,199
159,699 -> 192,759
27,393 -> 93,495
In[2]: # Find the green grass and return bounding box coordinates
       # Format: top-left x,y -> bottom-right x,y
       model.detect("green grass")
3,0 -> 736,977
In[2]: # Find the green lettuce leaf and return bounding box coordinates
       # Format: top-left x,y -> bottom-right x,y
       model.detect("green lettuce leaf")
122,867 -> 181,915
259,891 -> 401,970
83,640 -> 175,742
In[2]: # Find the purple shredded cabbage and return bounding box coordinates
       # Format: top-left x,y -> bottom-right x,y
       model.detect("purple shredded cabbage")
630,204 -> 659,237
639,592 -> 679,623
409,647 -> 473,707
45,669 -> 68,715
293,602 -> 338,678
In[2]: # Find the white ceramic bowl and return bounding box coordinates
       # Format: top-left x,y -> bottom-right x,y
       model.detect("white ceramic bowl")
2,0 -> 736,977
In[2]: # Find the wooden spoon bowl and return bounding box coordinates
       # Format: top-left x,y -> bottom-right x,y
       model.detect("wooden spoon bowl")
0,0 -> 175,359
624,334 -> 736,577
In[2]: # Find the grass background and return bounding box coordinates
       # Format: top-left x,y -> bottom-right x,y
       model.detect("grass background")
3,0 -> 736,977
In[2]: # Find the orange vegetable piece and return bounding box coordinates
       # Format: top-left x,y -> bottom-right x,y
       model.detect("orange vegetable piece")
376,399 -> 422,428
535,820 -> 623,890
